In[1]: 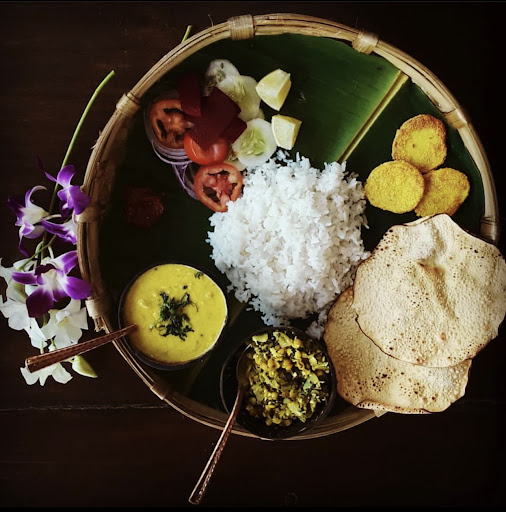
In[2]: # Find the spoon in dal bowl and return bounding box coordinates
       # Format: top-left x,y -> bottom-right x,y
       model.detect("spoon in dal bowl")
188,344 -> 250,506
24,324 -> 137,373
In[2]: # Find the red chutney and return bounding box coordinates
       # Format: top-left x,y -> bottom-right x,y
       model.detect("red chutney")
123,186 -> 165,229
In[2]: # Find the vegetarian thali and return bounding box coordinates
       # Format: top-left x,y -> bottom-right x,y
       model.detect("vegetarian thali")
79,15 -> 505,439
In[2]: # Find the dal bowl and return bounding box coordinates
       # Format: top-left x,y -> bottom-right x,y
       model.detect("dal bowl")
118,261 -> 228,371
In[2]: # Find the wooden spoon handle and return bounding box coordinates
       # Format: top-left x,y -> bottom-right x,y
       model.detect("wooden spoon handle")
25,324 -> 137,372
188,386 -> 244,505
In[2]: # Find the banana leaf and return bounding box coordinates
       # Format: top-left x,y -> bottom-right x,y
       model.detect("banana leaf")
98,34 -> 486,416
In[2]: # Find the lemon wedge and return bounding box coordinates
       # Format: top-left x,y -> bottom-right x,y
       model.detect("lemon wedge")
271,115 -> 302,150
255,69 -> 291,111
71,355 -> 98,378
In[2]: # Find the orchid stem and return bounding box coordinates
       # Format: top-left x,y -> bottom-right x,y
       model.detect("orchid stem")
20,234 -> 58,270
181,25 -> 192,43
38,70 -> 115,264
61,70 -> 116,169
48,70 -> 115,215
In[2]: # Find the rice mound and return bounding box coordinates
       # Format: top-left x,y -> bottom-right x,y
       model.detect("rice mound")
206,152 -> 369,334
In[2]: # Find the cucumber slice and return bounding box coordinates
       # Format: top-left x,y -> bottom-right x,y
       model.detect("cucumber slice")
224,148 -> 246,172
204,59 -> 240,94
217,75 -> 261,122
232,118 -> 277,168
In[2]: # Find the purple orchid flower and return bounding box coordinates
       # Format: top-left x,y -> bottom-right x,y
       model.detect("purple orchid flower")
45,165 -> 91,217
11,251 -> 92,318
41,214 -> 78,245
7,185 -> 48,256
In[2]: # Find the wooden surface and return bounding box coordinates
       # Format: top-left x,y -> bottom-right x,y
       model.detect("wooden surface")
1,2 -> 505,508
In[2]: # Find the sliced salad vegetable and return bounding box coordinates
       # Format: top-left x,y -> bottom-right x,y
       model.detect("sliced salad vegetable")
204,59 -> 240,95
219,115 -> 247,143
232,118 -> 277,168
145,59 -> 302,212
217,75 -> 262,122
148,98 -> 193,149
193,163 -> 243,213
177,71 -> 202,117
223,150 -> 246,172
187,87 -> 242,150
183,133 -> 229,166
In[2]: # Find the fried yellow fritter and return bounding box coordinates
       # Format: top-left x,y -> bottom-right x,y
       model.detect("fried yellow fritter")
414,167 -> 470,217
392,114 -> 447,173
364,160 -> 425,214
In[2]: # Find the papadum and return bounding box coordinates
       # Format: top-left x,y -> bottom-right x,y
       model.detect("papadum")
324,288 -> 472,413
352,214 -> 506,367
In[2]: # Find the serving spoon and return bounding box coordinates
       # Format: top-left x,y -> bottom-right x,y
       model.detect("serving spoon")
188,345 -> 250,506
24,324 -> 137,372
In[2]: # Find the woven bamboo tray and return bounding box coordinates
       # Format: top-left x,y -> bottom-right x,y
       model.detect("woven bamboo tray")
76,13 -> 500,440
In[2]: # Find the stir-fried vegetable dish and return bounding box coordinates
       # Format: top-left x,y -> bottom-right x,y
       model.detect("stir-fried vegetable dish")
244,330 -> 331,427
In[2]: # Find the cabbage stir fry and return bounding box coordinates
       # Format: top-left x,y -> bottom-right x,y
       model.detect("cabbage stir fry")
244,330 -> 331,427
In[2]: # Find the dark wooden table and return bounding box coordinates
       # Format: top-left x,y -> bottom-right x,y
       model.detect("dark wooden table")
1,2 -> 505,508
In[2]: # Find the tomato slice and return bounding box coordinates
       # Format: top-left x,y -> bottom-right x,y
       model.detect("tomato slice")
193,163 -> 243,213
149,98 -> 193,149
183,133 -> 229,165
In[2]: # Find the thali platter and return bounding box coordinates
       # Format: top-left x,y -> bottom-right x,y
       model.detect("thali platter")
77,14 -> 499,439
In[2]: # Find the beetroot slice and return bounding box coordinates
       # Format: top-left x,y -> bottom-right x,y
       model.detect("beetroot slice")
189,87 -> 240,149
177,71 -> 202,117
220,116 -> 247,143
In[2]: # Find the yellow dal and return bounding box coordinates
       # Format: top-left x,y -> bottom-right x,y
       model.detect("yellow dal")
122,263 -> 227,365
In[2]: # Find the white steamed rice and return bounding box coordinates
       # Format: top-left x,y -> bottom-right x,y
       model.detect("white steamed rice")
206,151 -> 369,337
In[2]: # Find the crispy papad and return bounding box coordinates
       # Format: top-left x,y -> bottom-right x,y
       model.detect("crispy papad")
352,214 -> 506,367
324,288 -> 472,414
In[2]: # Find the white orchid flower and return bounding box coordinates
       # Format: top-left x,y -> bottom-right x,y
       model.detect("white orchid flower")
0,257 -> 34,302
41,299 -> 89,349
20,361 -> 72,386
0,295 -> 48,349
3,71 -> 114,386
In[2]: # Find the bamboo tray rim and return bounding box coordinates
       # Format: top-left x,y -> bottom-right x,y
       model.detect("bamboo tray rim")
77,12 -> 500,440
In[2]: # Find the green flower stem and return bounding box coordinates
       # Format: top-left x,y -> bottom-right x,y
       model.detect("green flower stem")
181,25 -> 192,43
48,70 -> 116,215
38,70 -> 115,265
19,234 -> 58,271
28,71 -> 114,357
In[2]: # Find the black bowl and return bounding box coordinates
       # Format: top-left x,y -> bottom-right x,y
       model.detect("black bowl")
220,326 -> 337,440
118,260 -> 229,371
